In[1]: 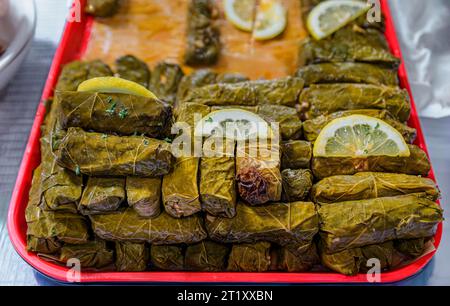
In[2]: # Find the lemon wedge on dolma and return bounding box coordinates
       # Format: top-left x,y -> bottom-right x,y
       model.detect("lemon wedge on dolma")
314,115 -> 410,158
224,0 -> 256,32
194,109 -> 273,141
307,0 -> 369,40
77,77 -> 158,99
253,0 -> 287,41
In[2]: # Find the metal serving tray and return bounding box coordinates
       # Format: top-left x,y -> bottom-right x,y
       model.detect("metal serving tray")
7,0 -> 442,284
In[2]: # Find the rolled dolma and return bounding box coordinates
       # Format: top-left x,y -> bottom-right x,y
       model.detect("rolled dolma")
175,103 -> 211,127
85,0 -> 120,17
60,240 -> 114,269
181,77 -> 304,107
299,26 -> 399,67
281,140 -> 312,170
56,61 -> 89,91
312,144 -> 431,180
200,151 -> 237,218
115,242 -> 149,272
126,177 -> 161,218
56,60 -> 113,91
162,157 -> 202,218
281,169 -> 314,202
299,84 -> 411,122
176,70 -> 219,102
150,245 -> 184,271
319,194 -> 443,253
320,238 -> 427,276
227,242 -> 272,272
303,109 -> 417,144
275,244 -> 319,272
394,238 -> 427,258
185,0 -> 220,66
25,167 -> 62,254
149,62 -> 184,106
216,73 -> 249,84
56,91 -> 172,138
296,63 -> 399,86
56,128 -> 174,177
86,59 -> 114,79
40,137 -> 81,213
320,241 -> 397,276
236,143 -> 282,205
206,201 -> 319,247
185,241 -> 229,272
312,172 -> 440,205
79,177 -> 125,215
115,55 -> 150,88
90,208 -> 207,244
26,206 -> 89,253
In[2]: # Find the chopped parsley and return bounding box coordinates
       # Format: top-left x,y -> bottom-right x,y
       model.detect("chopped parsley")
375,123 -> 380,129
143,139 -> 149,146
101,134 -> 108,140
119,107 -> 129,119
164,137 -> 173,143
75,165 -> 81,176
205,117 -> 213,123
106,101 -> 117,115
105,96 -> 113,104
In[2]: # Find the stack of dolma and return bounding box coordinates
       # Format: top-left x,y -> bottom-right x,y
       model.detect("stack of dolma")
24,19 -> 443,274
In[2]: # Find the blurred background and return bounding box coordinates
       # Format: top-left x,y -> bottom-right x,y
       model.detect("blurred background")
0,0 -> 449,285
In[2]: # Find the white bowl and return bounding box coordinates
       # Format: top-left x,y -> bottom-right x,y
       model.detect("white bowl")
0,0 -> 36,91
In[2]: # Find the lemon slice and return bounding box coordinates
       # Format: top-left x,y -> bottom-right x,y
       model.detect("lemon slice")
314,115 -> 410,157
224,0 -> 256,32
307,0 -> 369,40
77,77 -> 158,99
253,0 -> 287,40
194,109 -> 272,141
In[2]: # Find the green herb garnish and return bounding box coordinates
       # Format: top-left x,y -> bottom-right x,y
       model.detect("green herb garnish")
101,134 -> 108,140
105,96 -> 113,104
205,117 -> 213,123
106,102 -> 117,115
119,108 -> 129,119
164,137 -> 173,143
143,139 -> 149,146
375,123 -> 380,129
75,165 -> 81,176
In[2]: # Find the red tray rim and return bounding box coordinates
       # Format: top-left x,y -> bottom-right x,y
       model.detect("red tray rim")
7,0 -> 443,284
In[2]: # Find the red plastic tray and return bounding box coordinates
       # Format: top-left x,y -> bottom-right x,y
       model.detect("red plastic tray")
7,0 -> 442,284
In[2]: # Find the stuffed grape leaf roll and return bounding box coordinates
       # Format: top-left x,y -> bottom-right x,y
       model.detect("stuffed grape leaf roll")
281,140 -> 312,170
185,241 -> 229,272
236,143 -> 282,205
55,60 -> 113,91
281,169 -> 314,202
312,145 -> 431,179
150,245 -> 184,271
90,208 -> 207,244
299,26 -> 399,67
115,55 -> 150,88
149,62 -> 184,106
318,194 -> 443,253
296,63 -> 399,86
176,70 -> 219,102
56,128 -> 174,177
274,244 -> 319,272
162,157 -> 202,218
79,177 -> 125,215
319,238 -> 427,276
115,242 -> 149,272
303,109 -> 417,144
299,84 -> 411,122
227,242 -> 272,272
56,91 -> 172,138
26,206 -> 90,253
126,177 -> 161,218
59,240 -> 114,269
86,59 -> 114,79
206,201 -> 318,247
185,0 -> 220,66
181,77 -> 304,107
312,172 -> 440,205
200,139 -> 237,218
